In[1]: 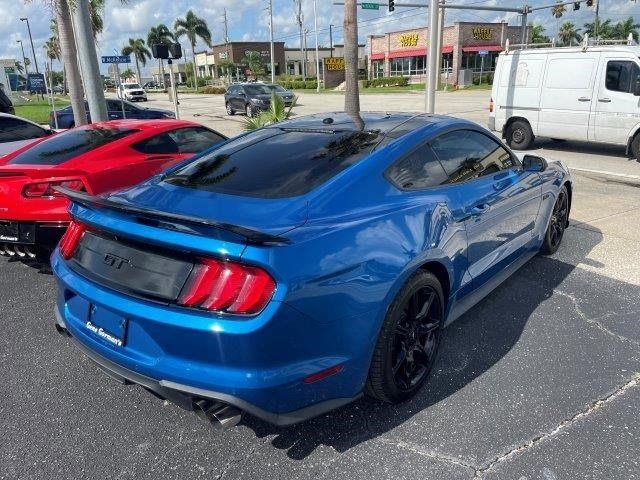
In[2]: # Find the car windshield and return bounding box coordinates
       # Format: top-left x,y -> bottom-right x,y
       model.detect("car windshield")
163,127 -> 382,198
9,126 -> 137,165
125,84 -> 141,89
244,85 -> 271,95
266,85 -> 287,92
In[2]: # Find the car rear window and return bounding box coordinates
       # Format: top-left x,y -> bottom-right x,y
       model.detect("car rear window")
163,127 -> 382,198
9,126 -> 137,165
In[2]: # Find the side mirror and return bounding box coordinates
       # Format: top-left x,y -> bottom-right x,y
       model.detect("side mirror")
522,154 -> 547,172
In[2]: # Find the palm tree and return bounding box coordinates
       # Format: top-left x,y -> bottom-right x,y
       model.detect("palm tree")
121,69 -> 135,81
344,0 -> 363,130
14,61 -> 24,75
583,18 -> 614,40
53,0 -> 87,125
174,10 -> 212,90
89,0 -> 104,38
551,2 -> 566,38
241,51 -> 265,81
122,38 -> 151,84
530,24 -> 551,44
44,36 -> 61,94
147,24 -> 174,86
614,17 -> 640,42
243,93 -> 297,130
558,22 -> 582,46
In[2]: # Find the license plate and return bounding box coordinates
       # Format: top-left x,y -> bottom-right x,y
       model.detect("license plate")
85,304 -> 128,347
0,221 -> 18,242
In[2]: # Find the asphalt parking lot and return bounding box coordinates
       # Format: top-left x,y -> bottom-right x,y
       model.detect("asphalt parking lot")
2,94 -> 640,479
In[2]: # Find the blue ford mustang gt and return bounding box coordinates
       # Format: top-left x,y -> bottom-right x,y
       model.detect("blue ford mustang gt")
52,112 -> 572,427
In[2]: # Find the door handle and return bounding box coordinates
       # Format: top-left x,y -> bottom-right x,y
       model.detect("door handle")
578,97 -> 591,102
598,98 -> 612,103
471,203 -> 491,215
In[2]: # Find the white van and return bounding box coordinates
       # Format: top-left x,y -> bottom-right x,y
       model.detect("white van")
489,44 -> 640,158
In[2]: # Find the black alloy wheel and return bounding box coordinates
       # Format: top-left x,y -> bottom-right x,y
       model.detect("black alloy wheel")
540,185 -> 569,255
366,270 -> 444,403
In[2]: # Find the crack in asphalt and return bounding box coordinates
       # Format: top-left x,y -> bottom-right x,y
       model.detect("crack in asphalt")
376,377 -> 639,479
554,289 -> 640,347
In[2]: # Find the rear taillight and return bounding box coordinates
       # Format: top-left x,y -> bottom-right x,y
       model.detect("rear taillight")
489,97 -> 494,113
59,220 -> 88,259
23,179 -> 86,198
178,257 -> 275,315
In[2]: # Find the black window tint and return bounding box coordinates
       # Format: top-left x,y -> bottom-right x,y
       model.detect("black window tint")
605,61 -> 639,93
132,133 -> 179,154
9,126 -> 137,165
168,127 -> 226,154
386,144 -> 448,190
163,128 -> 381,198
0,117 -> 47,143
430,130 -> 515,184
244,85 -> 270,95
107,100 -> 123,111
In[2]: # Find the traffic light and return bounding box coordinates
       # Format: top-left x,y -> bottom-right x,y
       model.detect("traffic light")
152,44 -> 169,59
388,0 -> 395,12
573,2 -> 580,10
586,0 -> 593,5
169,43 -> 183,59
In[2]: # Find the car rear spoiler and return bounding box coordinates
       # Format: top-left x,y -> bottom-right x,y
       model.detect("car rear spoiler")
54,186 -> 290,246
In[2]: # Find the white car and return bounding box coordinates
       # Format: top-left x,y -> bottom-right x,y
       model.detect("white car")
0,113 -> 52,157
117,83 -> 147,102
489,43 -> 640,158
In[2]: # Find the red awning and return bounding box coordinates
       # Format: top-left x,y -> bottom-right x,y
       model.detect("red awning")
442,45 -> 453,54
388,48 -> 427,59
370,53 -> 385,61
462,44 -> 503,53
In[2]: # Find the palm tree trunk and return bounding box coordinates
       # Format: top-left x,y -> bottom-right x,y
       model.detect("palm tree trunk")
135,56 -> 142,85
343,0 -> 363,130
191,43 -> 198,92
55,0 -> 87,126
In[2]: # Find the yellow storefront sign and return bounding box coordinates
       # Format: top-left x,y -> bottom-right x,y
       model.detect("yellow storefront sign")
326,57 -> 346,71
399,33 -> 419,47
472,27 -> 493,40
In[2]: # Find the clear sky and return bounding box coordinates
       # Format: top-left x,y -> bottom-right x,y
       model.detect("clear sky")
1,0 -> 638,75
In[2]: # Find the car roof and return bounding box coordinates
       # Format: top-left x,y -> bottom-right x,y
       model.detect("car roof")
0,112 -> 45,129
72,119 -> 200,131
265,112 -> 474,139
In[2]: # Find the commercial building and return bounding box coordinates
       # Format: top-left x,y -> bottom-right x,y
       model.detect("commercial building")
368,21 -> 529,85
193,41 -> 286,80
284,44 -> 366,77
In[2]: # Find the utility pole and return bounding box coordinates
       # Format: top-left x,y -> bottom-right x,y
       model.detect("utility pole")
269,0 -> 275,82
20,18 -> 39,73
313,0 -> 320,91
223,8 -> 230,82
16,40 -> 28,76
595,0 -> 600,39
329,24 -> 334,57
295,0 -> 306,79
436,0 -> 445,90
520,6 -> 529,46
425,0 -> 439,113
71,0 -> 108,122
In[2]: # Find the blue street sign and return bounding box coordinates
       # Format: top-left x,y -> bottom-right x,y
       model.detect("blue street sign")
26,73 -> 45,93
101,55 -> 131,64
478,50 -> 489,56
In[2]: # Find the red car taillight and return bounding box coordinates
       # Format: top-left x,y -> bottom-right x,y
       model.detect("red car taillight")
59,220 -> 88,259
489,97 -> 494,113
178,257 -> 276,315
23,179 -> 86,198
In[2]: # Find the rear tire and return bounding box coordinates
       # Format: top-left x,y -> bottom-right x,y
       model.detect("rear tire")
540,185 -> 569,255
245,104 -> 254,117
506,120 -> 534,150
631,133 -> 640,160
365,271 -> 444,404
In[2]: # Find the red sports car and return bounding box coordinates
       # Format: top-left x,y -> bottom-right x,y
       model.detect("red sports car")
0,119 -> 226,258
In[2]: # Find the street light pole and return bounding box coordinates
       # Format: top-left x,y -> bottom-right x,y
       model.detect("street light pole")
425,0 -> 439,113
330,24 -> 334,57
20,18 -> 39,73
269,0 -> 275,83
16,40 -> 28,76
314,0 -> 321,92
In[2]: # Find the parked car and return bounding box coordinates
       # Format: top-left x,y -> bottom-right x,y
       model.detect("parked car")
52,85 -> 65,94
51,112 -> 572,427
50,99 -> 174,129
143,81 -> 164,90
0,83 -> 15,115
490,44 -> 640,157
264,84 -> 295,106
224,83 -> 273,117
117,83 -> 148,102
0,119 -> 226,258
0,113 -> 52,157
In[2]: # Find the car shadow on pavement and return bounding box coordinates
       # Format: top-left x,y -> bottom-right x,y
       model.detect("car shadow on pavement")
532,139 -> 635,161
240,223 -> 608,460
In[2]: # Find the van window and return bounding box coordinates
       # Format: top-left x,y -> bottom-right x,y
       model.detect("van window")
605,61 -> 640,93
545,58 -> 595,89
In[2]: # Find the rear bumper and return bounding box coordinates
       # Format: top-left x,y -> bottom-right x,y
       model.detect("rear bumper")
0,220 -> 67,248
52,250 -> 370,425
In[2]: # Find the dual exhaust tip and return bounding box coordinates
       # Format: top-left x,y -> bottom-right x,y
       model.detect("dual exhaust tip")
54,322 -> 242,429
0,244 -> 37,259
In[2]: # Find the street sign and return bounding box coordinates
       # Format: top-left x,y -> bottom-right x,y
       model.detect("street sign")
101,55 -> 131,64
26,73 -> 45,94
478,50 -> 489,56
362,2 -> 380,9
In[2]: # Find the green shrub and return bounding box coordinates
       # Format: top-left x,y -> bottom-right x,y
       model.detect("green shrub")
202,86 -> 226,94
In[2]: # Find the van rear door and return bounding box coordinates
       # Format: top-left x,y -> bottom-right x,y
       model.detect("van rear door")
591,55 -> 640,145
538,52 -> 601,141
